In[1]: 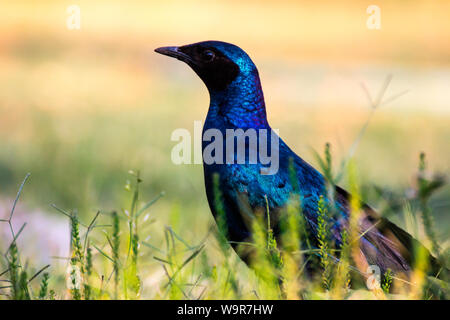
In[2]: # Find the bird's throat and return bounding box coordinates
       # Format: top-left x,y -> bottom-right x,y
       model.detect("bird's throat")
206,71 -> 268,129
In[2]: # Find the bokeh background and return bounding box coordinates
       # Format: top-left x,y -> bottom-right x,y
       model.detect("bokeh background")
0,0 -> 449,293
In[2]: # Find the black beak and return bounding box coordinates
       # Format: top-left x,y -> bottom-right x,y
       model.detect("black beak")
154,46 -> 194,64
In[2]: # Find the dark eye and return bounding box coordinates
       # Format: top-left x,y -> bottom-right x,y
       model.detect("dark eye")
201,50 -> 215,62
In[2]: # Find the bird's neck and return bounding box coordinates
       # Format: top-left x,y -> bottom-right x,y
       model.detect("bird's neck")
205,71 -> 269,130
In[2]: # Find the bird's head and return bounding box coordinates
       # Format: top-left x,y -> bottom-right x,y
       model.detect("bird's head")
155,41 -> 258,93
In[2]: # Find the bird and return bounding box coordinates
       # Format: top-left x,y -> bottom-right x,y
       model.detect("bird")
155,41 -> 442,285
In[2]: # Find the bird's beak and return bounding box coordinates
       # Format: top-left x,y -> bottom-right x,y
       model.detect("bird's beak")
154,46 -> 194,64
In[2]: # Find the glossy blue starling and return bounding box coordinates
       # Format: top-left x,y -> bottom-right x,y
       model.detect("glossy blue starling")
155,41 -> 442,281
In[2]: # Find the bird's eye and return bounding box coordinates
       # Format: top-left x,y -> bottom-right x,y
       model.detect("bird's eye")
201,50 -> 215,62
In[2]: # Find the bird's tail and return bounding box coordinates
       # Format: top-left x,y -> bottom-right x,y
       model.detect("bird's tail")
380,217 -> 448,280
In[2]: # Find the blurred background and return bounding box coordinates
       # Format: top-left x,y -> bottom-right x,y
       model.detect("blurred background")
0,0 -> 449,282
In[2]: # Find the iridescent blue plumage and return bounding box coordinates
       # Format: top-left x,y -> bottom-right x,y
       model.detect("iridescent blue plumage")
200,41 -> 340,251
156,41 -> 441,278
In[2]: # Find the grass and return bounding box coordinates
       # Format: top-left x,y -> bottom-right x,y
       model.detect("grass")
0,144 -> 448,299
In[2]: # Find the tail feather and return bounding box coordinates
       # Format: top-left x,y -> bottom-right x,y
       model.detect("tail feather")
335,186 -> 446,279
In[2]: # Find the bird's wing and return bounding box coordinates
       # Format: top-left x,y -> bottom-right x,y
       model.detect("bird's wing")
286,144 -> 441,276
